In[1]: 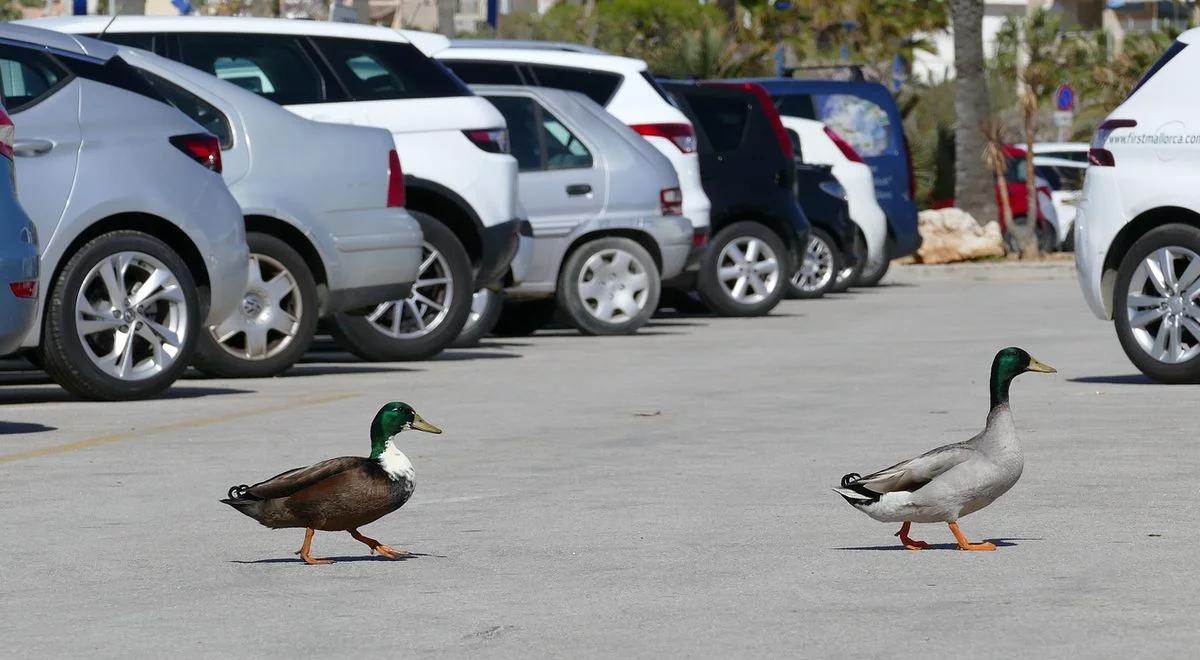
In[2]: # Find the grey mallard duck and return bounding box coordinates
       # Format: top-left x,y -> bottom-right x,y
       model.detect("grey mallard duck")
221,402 -> 441,564
834,347 -> 1055,551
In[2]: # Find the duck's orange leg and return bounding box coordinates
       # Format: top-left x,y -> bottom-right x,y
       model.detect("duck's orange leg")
299,527 -> 334,565
895,521 -> 929,550
948,521 -> 996,551
349,528 -> 410,560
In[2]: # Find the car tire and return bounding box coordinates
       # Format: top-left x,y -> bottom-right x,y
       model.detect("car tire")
857,252 -> 891,287
452,288 -> 504,347
1113,223 -> 1200,383
41,230 -> 199,400
787,227 -> 842,299
557,237 -> 660,335
192,233 -> 317,378
330,213 -> 472,361
830,230 -> 866,293
492,298 -> 558,337
697,221 -> 787,316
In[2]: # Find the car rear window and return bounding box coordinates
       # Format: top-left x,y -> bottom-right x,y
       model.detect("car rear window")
640,72 -> 679,107
313,37 -> 470,101
92,32 -> 157,52
684,92 -> 750,153
176,33 -> 326,105
137,70 -> 233,149
527,65 -> 621,106
443,60 -> 526,85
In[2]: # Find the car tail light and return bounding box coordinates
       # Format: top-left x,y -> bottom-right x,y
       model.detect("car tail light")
463,128 -> 509,154
0,107 -> 13,161
692,227 -> 709,249
169,134 -> 221,173
660,187 -> 683,216
823,126 -> 863,163
631,123 -> 696,154
1089,118 -> 1136,167
703,82 -> 794,160
387,149 -> 405,208
9,281 -> 36,299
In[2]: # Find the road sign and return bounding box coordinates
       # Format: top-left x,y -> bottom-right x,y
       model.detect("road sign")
1053,111 -> 1073,128
1055,84 -> 1075,112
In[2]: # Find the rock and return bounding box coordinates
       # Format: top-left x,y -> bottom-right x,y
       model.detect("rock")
913,208 -> 1006,264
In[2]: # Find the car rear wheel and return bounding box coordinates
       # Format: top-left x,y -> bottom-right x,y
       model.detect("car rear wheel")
857,252 -> 891,287
787,228 -> 841,299
1114,224 -> 1200,383
41,230 -> 199,400
330,214 -> 472,361
452,288 -> 504,347
192,233 -> 317,378
697,221 -> 786,316
558,237 -> 660,335
830,230 -> 866,293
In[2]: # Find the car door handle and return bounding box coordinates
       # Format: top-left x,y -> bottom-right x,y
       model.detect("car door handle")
13,139 -> 54,157
566,184 -> 592,196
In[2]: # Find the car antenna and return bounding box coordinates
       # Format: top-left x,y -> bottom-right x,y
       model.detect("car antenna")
97,12 -> 119,41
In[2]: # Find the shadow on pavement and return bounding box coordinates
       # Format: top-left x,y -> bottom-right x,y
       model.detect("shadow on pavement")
433,350 -> 522,361
1069,374 -> 1158,385
0,421 -> 57,435
231,551 -> 442,564
0,384 -> 252,405
278,364 -> 420,378
834,538 -> 1037,551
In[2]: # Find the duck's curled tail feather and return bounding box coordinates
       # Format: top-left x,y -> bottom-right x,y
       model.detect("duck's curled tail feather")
840,473 -> 861,487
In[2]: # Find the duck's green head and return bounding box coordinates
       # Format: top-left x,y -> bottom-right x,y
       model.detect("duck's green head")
991,347 -> 1056,407
369,402 -> 442,457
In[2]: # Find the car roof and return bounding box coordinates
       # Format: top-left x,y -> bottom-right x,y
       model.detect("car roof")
0,21 -> 117,59
450,39 -> 608,55
1031,142 -> 1089,152
436,45 -> 648,73
738,77 -> 893,95
1033,155 -> 1087,168
397,29 -> 450,56
18,16 -> 411,43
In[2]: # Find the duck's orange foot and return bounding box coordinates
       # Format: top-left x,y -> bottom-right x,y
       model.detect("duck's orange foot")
948,522 -> 996,551
371,544 -> 412,560
298,528 -> 335,565
301,554 -> 335,565
895,522 -> 929,550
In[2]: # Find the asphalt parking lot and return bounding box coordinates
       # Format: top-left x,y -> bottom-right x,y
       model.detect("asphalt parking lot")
2,262 -> 1198,658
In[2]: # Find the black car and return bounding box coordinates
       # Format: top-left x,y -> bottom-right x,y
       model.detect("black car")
661,80 -> 810,316
791,155 -> 860,298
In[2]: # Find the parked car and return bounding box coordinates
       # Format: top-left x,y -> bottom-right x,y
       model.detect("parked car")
31,16 -> 524,362
756,77 -> 921,277
791,162 -> 859,298
0,24 -> 248,400
468,85 -> 692,337
433,44 -> 712,251
998,145 -> 1060,253
660,80 -> 809,315
0,99 -> 39,357
1033,154 -> 1086,250
781,115 -> 888,287
1032,141 -> 1089,163
1075,29 -> 1200,382
108,43 -> 424,377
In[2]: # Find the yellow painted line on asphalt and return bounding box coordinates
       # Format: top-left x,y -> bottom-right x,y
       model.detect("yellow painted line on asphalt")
0,391 -> 360,466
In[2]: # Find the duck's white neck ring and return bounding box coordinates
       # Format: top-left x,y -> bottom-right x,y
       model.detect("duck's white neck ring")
377,437 -> 414,482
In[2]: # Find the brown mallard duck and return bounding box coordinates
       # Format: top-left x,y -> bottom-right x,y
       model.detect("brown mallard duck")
221,402 -> 442,565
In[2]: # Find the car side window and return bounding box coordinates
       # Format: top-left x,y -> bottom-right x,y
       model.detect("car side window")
786,128 -> 804,162
773,94 -> 816,120
313,37 -> 470,101
527,65 -> 621,106
138,71 -> 233,150
442,60 -> 525,86
685,92 -> 750,154
0,46 -> 69,113
540,108 -> 592,170
176,34 -> 324,105
487,95 -> 542,171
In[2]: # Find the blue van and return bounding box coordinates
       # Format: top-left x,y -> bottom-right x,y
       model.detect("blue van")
739,78 -> 921,262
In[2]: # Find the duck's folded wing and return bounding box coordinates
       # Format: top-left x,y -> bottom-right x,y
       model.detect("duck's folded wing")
245,457 -> 369,499
844,443 -> 977,495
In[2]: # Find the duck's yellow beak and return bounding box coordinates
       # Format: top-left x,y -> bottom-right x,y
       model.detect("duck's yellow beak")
1027,356 -> 1057,373
410,414 -> 442,434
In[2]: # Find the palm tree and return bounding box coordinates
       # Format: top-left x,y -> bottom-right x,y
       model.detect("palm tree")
949,0 -> 994,229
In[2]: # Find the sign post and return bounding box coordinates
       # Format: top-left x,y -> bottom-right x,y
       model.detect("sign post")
1054,83 -> 1075,143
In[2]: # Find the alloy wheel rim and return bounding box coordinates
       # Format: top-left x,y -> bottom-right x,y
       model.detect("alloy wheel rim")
210,253 -> 302,361
791,236 -> 833,292
577,248 -> 650,323
1126,245 -> 1200,364
74,251 -> 188,381
364,242 -> 453,339
718,237 -> 780,303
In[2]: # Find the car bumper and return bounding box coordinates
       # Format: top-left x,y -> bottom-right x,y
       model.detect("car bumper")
647,215 -> 693,280
885,202 -> 922,258
325,207 -> 423,314
0,234 -> 38,356
477,217 -> 523,288
1074,169 -> 1125,320
197,181 -> 251,325
507,221 -> 535,287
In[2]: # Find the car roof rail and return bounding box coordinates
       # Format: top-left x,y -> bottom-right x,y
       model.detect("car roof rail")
782,64 -> 867,82
449,39 -> 610,55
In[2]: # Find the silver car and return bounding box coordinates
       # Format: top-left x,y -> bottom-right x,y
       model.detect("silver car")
109,44 -> 424,378
465,85 -> 692,337
0,25 -> 248,400
0,100 -> 38,356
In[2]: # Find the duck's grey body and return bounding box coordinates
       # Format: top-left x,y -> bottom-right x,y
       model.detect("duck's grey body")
836,405 -> 1023,523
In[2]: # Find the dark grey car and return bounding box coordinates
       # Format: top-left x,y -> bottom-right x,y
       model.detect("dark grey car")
0,101 -> 38,356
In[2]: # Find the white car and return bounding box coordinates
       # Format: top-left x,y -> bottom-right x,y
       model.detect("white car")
28,16 -> 524,362
780,116 -> 888,286
1074,29 -> 1200,381
433,42 -> 712,241
1032,154 -> 1087,249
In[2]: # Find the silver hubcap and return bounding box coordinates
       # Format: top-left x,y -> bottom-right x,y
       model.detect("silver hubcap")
209,253 -> 301,361
1126,246 -> 1200,364
364,242 -> 453,339
75,251 -> 188,380
577,248 -> 651,323
717,237 -> 780,303
792,236 -> 834,292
